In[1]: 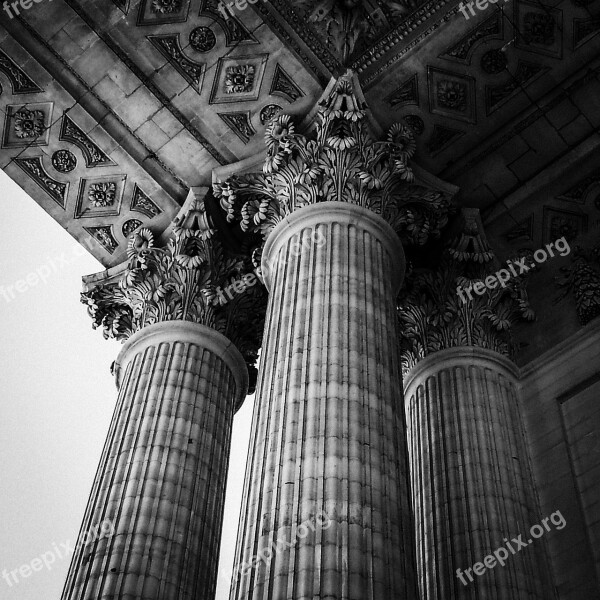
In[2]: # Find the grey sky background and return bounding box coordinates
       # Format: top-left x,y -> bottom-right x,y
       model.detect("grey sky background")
0,171 -> 254,600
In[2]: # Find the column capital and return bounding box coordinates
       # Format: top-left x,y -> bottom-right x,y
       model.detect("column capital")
213,73 -> 456,250
398,208 -> 536,375
81,198 -> 267,392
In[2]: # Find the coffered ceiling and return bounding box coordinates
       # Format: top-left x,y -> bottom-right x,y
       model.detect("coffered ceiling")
0,0 -> 598,278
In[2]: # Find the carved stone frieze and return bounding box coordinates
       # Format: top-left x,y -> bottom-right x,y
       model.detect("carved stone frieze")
84,226 -> 119,254
59,115 -> 113,168
147,34 -> 205,90
130,184 -> 162,218
398,209 -> 536,374
385,74 -> 419,109
199,0 -> 257,46
214,75 -> 455,247
292,0 -> 419,63
440,12 -> 503,63
14,156 -> 68,209
269,64 -> 305,103
0,49 -> 43,94
81,201 -> 267,391
218,112 -> 256,143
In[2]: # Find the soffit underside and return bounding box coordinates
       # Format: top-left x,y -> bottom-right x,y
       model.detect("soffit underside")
0,0 -> 598,278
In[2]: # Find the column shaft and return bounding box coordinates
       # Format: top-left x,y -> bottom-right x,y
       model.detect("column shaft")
231,202 -> 417,600
61,322 -> 246,600
404,347 -> 554,599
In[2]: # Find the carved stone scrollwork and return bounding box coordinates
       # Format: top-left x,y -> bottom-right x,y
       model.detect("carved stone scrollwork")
556,245 -> 600,325
213,75 -> 455,247
398,209 -> 536,374
81,200 -> 267,392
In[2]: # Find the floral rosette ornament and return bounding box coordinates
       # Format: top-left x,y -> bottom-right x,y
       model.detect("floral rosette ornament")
213,75 -> 454,248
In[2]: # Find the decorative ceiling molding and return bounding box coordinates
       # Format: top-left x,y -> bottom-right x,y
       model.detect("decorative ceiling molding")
62,0 -> 230,166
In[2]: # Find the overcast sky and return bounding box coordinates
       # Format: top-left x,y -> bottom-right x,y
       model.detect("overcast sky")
0,170 -> 253,600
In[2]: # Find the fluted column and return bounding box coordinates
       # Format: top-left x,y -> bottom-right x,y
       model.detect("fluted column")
398,208 -> 554,599
403,348 -> 554,599
62,322 -> 248,600
230,202 -> 418,600
63,203 -> 266,600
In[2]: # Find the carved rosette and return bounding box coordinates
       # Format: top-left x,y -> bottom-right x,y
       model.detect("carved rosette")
213,76 -> 454,248
398,209 -> 536,374
81,201 -> 267,391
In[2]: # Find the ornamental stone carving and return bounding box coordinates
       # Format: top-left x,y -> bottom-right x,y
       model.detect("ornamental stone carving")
14,108 -> 45,139
88,182 -> 117,207
52,149 -> 77,173
224,65 -> 256,94
214,75 -> 455,248
81,200 -> 267,390
189,26 -> 216,52
556,245 -> 600,325
151,0 -> 181,13
436,80 -> 467,112
397,209 -> 535,374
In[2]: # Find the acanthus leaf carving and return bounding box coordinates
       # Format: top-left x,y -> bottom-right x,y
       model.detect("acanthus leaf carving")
82,202 -> 267,392
398,209 -> 536,374
213,75 -> 455,248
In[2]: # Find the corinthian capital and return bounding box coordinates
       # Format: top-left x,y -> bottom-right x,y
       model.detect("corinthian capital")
214,73 -> 456,248
81,198 -> 267,391
398,209 -> 535,374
